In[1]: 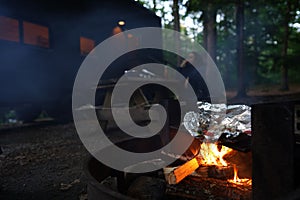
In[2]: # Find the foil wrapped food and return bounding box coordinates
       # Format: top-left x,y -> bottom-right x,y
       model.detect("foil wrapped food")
183,102 -> 251,142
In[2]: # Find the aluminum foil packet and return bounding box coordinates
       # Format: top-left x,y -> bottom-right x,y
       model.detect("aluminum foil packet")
183,102 -> 251,142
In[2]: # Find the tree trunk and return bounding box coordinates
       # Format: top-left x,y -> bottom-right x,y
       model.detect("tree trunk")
172,0 -> 181,66
281,0 -> 291,91
203,3 -> 217,62
236,0 -> 246,97
172,0 -> 180,32
152,0 -> 156,11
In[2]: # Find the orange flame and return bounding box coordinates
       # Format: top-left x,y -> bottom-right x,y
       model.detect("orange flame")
198,142 -> 232,166
228,164 -> 252,186
233,164 -> 239,182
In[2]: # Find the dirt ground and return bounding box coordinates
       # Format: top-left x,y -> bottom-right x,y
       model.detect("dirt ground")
0,123 -> 90,200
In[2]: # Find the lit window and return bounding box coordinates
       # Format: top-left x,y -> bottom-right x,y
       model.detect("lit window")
112,26 -> 122,35
23,21 -> 49,48
80,36 -> 95,55
0,16 -> 20,42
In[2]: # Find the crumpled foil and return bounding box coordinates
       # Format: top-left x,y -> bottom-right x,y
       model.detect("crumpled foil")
183,102 -> 251,142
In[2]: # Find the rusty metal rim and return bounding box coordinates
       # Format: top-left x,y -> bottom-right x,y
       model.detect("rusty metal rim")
84,155 -> 136,200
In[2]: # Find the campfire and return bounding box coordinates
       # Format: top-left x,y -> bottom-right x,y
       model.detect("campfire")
164,141 -> 252,199
89,102 -> 253,199
162,101 -> 253,199
198,142 -> 252,187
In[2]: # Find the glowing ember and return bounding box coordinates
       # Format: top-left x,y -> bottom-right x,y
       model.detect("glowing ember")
198,142 -> 232,166
228,164 -> 252,186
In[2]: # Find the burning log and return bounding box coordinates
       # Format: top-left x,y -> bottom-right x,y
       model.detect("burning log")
164,157 -> 200,185
164,159 -> 234,185
193,165 -> 233,180
164,142 -> 237,184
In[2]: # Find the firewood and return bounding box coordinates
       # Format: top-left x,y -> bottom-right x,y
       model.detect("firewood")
193,165 -> 233,180
164,157 -> 200,185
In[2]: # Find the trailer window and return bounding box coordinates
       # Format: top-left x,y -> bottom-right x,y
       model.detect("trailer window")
23,21 -> 49,48
0,16 -> 20,42
80,36 -> 95,55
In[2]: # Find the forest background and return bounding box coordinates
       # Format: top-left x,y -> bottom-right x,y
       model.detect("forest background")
138,0 -> 300,97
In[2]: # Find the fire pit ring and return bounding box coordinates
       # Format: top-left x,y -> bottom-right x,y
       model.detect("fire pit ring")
83,135 -> 177,200
84,155 -> 136,200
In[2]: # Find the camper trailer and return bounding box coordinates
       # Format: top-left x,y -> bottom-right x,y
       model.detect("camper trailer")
0,0 -> 161,122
